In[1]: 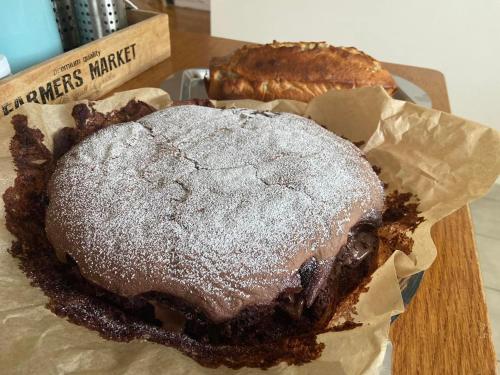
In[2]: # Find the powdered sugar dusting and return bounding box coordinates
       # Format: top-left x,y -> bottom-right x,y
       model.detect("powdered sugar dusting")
45,106 -> 383,321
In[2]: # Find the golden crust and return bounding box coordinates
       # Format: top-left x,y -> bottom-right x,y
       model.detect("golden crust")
208,41 -> 397,102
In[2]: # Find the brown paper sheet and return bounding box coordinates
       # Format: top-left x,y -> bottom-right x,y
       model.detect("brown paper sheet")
1,87 -> 499,375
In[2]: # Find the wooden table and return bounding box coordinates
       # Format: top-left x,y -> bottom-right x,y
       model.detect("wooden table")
111,23 -> 497,375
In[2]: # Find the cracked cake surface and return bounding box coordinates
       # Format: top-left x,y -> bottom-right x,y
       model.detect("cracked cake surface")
45,105 -> 384,322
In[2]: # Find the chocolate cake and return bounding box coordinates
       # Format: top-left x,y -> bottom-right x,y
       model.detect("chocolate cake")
42,105 -> 384,365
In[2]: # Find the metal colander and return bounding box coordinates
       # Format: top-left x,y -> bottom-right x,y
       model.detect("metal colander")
73,0 -> 128,43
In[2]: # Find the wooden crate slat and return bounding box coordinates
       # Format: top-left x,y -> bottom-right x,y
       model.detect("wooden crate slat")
0,10 -> 170,118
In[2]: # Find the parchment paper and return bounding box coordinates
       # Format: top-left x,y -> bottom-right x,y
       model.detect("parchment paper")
1,87 -> 499,375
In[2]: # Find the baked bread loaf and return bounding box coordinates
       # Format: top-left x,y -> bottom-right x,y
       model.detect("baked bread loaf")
45,105 -> 385,366
208,41 -> 397,102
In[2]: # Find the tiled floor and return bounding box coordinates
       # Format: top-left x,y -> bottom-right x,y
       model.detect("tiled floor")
470,183 -> 500,370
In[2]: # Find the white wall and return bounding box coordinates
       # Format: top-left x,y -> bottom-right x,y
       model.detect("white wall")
211,0 -> 500,131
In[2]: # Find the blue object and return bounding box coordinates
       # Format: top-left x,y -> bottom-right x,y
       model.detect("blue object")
391,271 -> 425,323
0,0 -> 63,74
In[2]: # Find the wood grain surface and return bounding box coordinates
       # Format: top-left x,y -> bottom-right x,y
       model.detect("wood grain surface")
109,8 -> 497,373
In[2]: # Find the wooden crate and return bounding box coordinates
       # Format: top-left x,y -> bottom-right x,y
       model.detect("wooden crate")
0,9 -> 170,119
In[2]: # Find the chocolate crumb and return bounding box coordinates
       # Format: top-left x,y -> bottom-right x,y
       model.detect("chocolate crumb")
328,321 -> 362,332
172,98 -> 214,108
378,191 -> 424,255
72,100 -> 156,142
